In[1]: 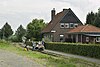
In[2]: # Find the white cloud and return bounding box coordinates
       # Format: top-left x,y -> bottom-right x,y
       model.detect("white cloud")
0,0 -> 100,31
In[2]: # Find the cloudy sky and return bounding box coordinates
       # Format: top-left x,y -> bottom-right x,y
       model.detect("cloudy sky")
0,0 -> 100,31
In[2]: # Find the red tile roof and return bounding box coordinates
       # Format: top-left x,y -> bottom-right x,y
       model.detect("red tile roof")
42,11 -> 65,33
67,24 -> 100,33
42,8 -> 83,33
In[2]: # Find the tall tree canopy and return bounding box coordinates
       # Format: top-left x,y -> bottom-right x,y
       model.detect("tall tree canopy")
26,19 -> 46,41
0,29 -> 2,39
86,11 -> 95,25
94,15 -> 100,28
1,22 -> 13,39
86,8 -> 100,28
15,25 -> 26,42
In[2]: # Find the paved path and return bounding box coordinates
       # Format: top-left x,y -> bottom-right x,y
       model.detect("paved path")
0,49 -> 43,67
44,50 -> 100,64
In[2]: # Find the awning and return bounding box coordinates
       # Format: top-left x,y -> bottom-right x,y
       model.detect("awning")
84,34 -> 100,37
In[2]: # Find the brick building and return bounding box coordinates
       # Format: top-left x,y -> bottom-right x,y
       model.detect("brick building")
42,8 -> 83,42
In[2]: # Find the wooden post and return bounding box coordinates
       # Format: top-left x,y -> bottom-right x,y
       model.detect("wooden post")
71,35 -> 73,42
76,34 -> 78,43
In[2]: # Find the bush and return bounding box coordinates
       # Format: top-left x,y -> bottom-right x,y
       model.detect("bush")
25,41 -> 32,46
45,42 -> 100,59
8,35 -> 19,42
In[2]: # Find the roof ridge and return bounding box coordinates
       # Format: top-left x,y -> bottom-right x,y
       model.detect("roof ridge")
56,11 -> 64,16
85,24 -> 100,30
80,25 -> 88,32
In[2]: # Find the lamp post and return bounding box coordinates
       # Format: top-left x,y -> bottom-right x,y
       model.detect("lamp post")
51,30 -> 56,42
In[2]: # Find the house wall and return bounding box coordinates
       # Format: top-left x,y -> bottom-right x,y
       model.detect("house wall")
43,9 -> 83,42
43,33 -> 52,42
52,22 -> 68,42
66,34 -> 82,43
68,34 -> 97,43
52,22 -> 82,42
82,35 -> 96,43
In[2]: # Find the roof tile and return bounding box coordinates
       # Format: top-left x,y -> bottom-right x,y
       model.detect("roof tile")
68,24 -> 100,33
42,10 -> 65,33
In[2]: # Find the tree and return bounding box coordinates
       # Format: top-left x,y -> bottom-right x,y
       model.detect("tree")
98,8 -> 100,17
8,35 -> 19,42
0,29 -> 2,39
26,19 -> 46,41
94,15 -> 100,28
86,8 -> 100,28
93,8 -> 100,28
15,25 -> 26,42
1,22 -> 13,39
86,11 -> 95,25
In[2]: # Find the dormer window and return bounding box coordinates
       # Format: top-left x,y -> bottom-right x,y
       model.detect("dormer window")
70,23 -> 74,28
65,23 -> 69,28
74,24 -> 78,28
60,23 -> 64,28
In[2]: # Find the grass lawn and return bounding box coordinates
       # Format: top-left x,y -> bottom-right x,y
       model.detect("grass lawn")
0,40 -> 100,67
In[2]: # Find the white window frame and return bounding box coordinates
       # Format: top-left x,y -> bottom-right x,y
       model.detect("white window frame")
51,30 -> 56,33
74,24 -> 78,28
65,23 -> 69,28
96,37 -> 100,42
60,23 -> 64,28
70,23 -> 74,28
60,34 -> 64,37
60,34 -> 64,42
86,37 -> 89,42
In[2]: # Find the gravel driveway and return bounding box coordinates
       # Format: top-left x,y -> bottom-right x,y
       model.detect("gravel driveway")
0,49 -> 44,67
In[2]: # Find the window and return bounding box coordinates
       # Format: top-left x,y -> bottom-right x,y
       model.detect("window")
60,34 -> 64,42
96,37 -> 100,42
60,23 -> 64,28
70,23 -> 74,28
60,35 -> 64,37
51,30 -> 56,33
86,37 -> 89,42
74,24 -> 78,28
65,23 -> 69,28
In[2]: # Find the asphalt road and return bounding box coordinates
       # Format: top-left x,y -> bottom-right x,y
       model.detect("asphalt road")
0,49 -> 43,67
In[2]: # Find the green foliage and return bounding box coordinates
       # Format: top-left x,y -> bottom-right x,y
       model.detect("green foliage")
8,35 -> 19,42
86,11 -> 95,25
26,19 -> 46,41
86,8 -> 100,28
94,15 -> 100,28
45,42 -> 100,59
15,25 -> 26,42
0,40 -> 11,50
0,40 -> 99,67
25,41 -> 32,46
0,29 -> 2,39
0,22 -> 13,39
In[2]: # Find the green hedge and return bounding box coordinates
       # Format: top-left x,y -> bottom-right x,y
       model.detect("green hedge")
45,42 -> 100,59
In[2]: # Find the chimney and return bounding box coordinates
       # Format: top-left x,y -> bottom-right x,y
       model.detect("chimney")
51,8 -> 56,20
63,9 -> 68,12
